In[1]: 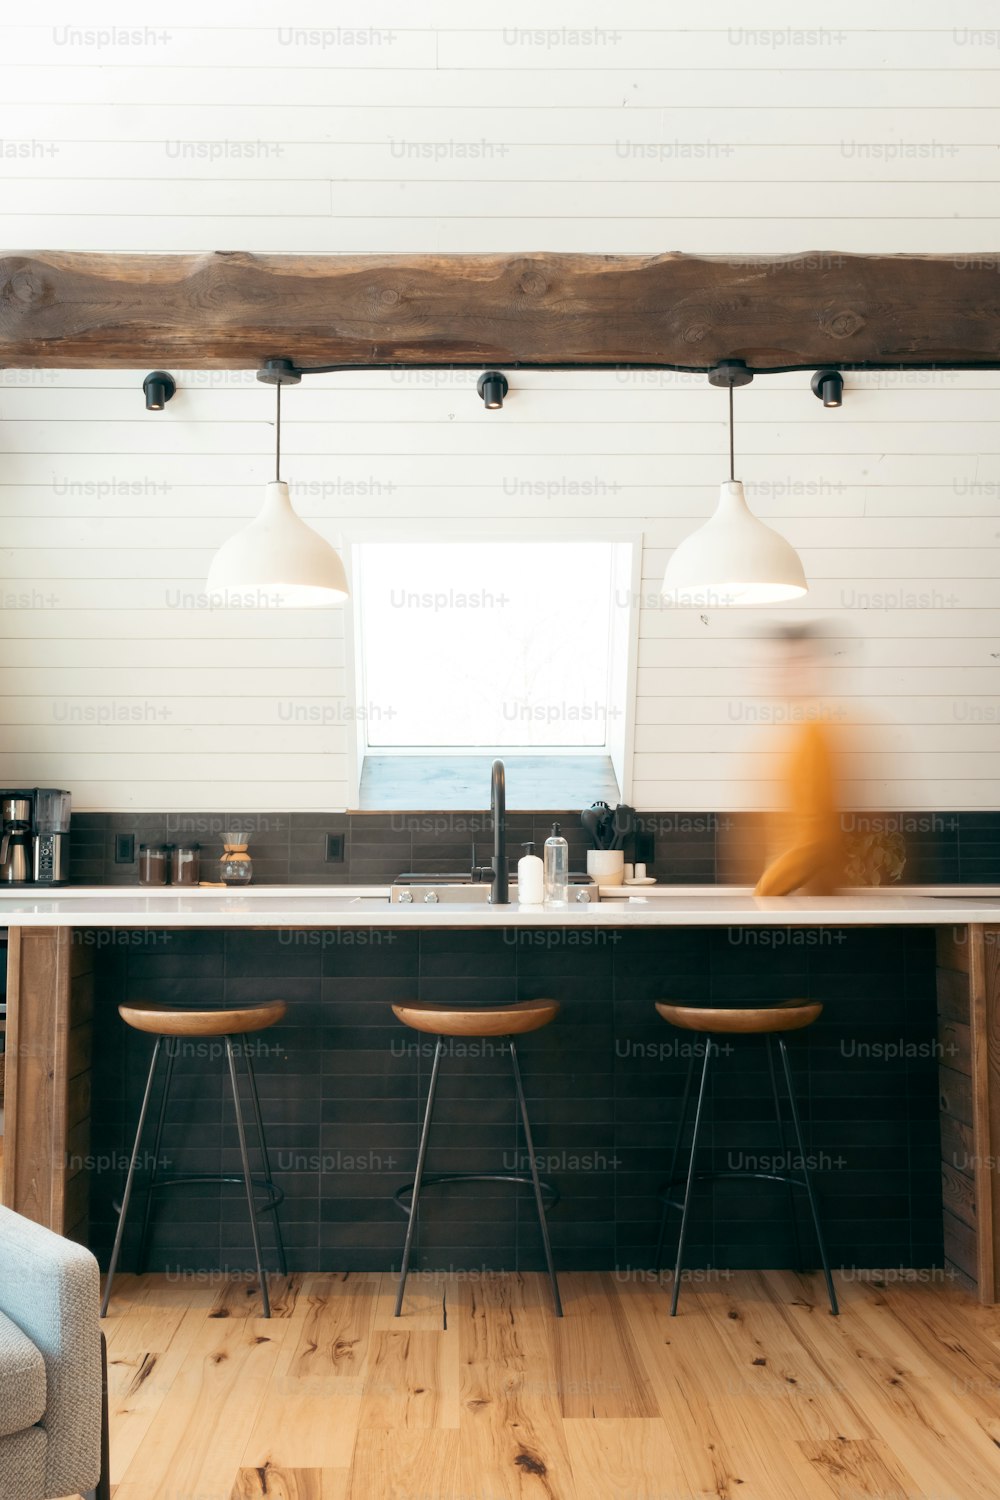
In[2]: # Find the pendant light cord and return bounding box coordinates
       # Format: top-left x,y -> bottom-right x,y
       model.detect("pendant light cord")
275,380 -> 282,482
728,382 -> 734,482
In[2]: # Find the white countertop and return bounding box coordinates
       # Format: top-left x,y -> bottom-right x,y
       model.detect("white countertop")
0,884 -> 996,927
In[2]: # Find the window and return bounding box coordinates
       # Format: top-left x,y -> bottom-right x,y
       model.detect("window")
351,539 -> 637,808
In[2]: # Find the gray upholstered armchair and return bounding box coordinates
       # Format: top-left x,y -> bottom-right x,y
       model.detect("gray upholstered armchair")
0,1206 -> 109,1500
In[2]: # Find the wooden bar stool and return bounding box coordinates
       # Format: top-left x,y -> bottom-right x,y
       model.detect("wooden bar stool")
653,999 -> 838,1318
390,998 -> 563,1317
101,1001 -> 288,1319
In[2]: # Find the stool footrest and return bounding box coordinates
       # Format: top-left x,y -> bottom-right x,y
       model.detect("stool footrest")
394,1172 -> 560,1213
659,1169 -> 808,1211
114,1175 -> 284,1213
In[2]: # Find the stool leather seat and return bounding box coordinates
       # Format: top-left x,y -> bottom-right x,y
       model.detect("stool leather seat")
119,1000 -> 287,1037
655,999 -> 822,1035
391,998 -> 559,1037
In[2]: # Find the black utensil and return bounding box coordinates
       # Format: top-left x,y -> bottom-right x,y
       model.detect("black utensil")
612,804 -> 636,851
581,807 -> 603,849
582,801 -> 611,850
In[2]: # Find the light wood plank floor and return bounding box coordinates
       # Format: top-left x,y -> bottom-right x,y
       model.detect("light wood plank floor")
89,1269 -> 1000,1500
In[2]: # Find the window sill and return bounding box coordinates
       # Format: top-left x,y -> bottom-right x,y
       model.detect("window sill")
357,754 -> 620,811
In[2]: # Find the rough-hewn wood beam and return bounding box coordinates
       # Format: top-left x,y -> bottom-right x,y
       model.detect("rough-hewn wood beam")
1,249 -> 1000,371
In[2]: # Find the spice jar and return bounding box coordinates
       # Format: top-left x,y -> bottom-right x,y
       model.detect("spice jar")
219,833 -> 253,886
174,843 -> 201,886
138,844 -> 167,886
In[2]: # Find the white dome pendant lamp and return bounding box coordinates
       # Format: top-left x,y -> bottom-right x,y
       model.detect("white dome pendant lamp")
662,365 -> 807,607
207,378 -> 349,606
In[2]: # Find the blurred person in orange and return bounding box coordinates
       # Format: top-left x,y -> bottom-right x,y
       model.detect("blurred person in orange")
752,623 -> 847,896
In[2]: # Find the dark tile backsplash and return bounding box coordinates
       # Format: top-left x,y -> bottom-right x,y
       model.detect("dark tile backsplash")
68,808 -> 1000,886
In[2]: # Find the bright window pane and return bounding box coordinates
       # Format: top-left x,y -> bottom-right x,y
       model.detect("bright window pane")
357,541 -> 615,748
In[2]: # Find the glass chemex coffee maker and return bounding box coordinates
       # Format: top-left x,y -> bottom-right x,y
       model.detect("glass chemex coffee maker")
0,788 -> 71,885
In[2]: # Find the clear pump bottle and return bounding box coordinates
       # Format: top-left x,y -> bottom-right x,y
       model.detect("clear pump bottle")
544,822 -> 569,907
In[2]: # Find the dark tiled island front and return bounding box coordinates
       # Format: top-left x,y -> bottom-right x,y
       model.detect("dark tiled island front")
1,893 -> 995,1299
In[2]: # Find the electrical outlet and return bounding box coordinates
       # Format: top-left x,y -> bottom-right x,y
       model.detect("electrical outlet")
325,833 -> 346,863
633,831 -> 654,864
115,833 -> 136,864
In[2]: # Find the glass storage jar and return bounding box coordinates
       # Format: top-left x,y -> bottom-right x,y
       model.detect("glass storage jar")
138,844 -> 167,885
174,843 -> 201,886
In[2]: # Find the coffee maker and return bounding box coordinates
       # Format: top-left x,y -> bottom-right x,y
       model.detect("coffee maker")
0,788 -> 71,885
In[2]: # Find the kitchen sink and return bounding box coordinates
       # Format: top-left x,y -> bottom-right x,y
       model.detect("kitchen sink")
390,875 -> 599,906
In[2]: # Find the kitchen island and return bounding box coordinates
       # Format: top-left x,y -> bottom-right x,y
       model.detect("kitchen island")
1,887 -> 997,1298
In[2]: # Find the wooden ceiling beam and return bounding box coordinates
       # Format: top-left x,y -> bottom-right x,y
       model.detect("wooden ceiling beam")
1,248 -> 1000,371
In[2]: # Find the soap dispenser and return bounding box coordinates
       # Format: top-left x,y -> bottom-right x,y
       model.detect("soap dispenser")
517,841 -> 544,906
544,822 -> 569,907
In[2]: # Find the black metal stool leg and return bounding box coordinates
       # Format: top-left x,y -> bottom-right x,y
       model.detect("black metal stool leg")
670,1037 -> 714,1317
101,1037 -> 162,1318
509,1038 -> 563,1318
241,1041 -> 288,1276
778,1038 -> 839,1316
136,1036 -> 177,1275
226,1034 -> 271,1318
394,1036 -> 444,1317
655,1047 -> 696,1271
766,1036 -> 803,1274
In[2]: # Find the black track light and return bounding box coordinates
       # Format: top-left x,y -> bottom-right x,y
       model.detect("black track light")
476,371 -> 509,409
142,371 -> 176,411
811,369 -> 844,408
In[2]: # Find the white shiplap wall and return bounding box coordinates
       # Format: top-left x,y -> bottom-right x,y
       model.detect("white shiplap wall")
1,0 -> 998,811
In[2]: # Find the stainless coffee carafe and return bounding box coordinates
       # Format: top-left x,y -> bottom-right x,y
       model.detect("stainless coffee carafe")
0,796 -> 33,884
